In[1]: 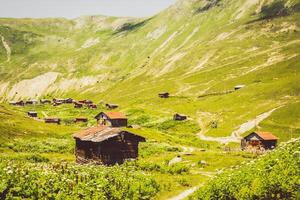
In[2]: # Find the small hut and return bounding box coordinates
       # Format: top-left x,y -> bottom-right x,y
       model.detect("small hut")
65,98 -> 74,104
241,131 -> 278,150
25,100 -> 38,105
95,112 -> 128,127
105,103 -> 119,110
159,92 -> 169,98
53,102 -> 63,106
75,117 -> 88,123
16,101 -> 25,106
28,111 -> 38,118
73,126 -> 145,165
40,99 -> 51,104
173,113 -> 187,121
234,85 -> 245,90
79,100 -> 93,105
74,102 -> 83,108
87,104 -> 97,109
45,118 -> 61,125
53,98 -> 65,104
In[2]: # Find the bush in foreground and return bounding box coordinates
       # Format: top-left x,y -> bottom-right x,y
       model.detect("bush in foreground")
191,138 -> 300,200
0,161 -> 160,200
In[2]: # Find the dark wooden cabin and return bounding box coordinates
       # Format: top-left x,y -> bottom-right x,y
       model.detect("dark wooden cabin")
241,131 -> 278,150
79,100 -> 93,105
40,99 -> 51,104
45,118 -> 61,125
65,98 -> 74,104
173,113 -> 187,121
73,126 -> 145,165
105,103 -> 119,110
53,98 -> 65,104
74,102 -> 83,108
75,117 -> 88,123
87,104 -> 97,109
95,112 -> 128,127
28,111 -> 38,118
159,92 -> 169,98
16,101 -> 25,106
25,100 -> 38,105
234,85 -> 245,90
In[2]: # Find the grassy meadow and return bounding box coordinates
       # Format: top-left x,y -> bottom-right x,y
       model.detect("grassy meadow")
0,0 -> 300,199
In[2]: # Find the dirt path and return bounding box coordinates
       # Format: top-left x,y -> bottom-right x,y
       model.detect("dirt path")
41,111 -> 48,118
197,107 -> 280,143
0,34 -> 11,62
168,185 -> 201,200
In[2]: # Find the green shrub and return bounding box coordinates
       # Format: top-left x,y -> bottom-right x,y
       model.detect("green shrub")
191,139 -> 300,200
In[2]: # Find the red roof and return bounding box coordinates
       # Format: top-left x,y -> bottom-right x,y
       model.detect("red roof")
105,112 -> 127,119
254,131 -> 278,140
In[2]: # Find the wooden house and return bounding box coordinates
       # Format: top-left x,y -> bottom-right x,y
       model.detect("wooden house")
79,100 -> 93,105
234,85 -> 245,90
173,113 -> 187,121
25,100 -> 38,105
87,104 -> 97,109
53,102 -> 63,106
241,131 -> 278,150
28,111 -> 37,118
105,103 -> 119,110
44,118 -> 61,125
75,117 -> 88,123
65,98 -> 74,104
95,112 -> 128,127
159,92 -> 169,98
16,101 -> 25,106
74,102 -> 83,108
40,99 -> 51,104
73,126 -> 145,165
53,98 -> 65,104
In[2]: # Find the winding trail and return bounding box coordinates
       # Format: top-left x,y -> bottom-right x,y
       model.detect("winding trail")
168,185 -> 201,200
0,34 -> 11,62
197,107 -> 281,143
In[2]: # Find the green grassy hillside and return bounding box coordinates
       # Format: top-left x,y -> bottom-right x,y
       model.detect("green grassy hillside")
0,0 -> 299,199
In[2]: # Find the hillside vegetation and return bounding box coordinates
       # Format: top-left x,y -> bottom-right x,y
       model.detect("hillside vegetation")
191,138 -> 300,199
0,0 -> 299,199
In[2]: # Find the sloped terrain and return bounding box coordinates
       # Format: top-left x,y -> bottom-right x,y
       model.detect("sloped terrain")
0,0 -> 299,199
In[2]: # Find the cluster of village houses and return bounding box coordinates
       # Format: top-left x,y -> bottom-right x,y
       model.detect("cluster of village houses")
7,89 -> 279,165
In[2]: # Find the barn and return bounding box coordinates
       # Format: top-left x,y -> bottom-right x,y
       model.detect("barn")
241,131 -> 278,150
28,111 -> 38,118
45,118 -> 61,125
75,117 -> 88,123
73,126 -> 145,165
173,113 -> 187,121
158,92 -> 169,98
95,112 -> 128,127
105,103 -> 119,109
74,102 -> 83,108
65,98 -> 74,104
87,104 -> 97,109
40,99 -> 51,104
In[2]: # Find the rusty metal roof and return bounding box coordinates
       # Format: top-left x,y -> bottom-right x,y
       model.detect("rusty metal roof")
254,131 -> 278,140
106,112 -> 127,119
73,125 -> 145,143
95,112 -> 127,120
